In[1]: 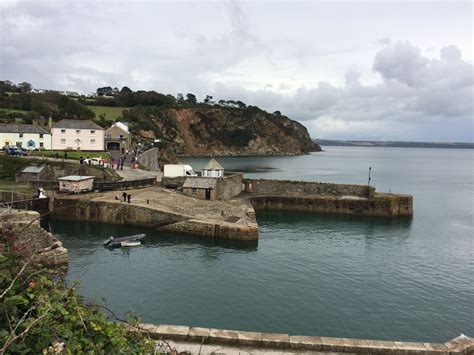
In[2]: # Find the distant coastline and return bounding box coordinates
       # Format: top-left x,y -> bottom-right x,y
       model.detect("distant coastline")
314,139 -> 474,149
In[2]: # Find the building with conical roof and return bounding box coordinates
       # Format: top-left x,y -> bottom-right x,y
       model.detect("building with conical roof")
202,158 -> 224,177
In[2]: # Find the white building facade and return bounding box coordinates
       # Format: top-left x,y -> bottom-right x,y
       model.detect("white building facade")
0,124 -> 51,150
51,119 -> 104,151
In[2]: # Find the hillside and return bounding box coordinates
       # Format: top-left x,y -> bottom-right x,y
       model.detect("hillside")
0,81 -> 321,156
124,106 -> 321,156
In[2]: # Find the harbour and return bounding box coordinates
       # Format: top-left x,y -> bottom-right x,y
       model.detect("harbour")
45,147 -> 473,343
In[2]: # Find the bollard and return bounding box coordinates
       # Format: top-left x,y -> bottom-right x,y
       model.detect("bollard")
147,199 -> 149,204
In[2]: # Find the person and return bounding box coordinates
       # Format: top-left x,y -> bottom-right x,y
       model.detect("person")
120,157 -> 124,170
127,194 -> 131,203
55,152 -> 59,159
122,191 -> 127,202
63,151 -> 67,159
79,156 -> 83,164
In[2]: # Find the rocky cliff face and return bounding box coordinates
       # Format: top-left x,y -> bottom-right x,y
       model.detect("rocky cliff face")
140,107 -> 321,156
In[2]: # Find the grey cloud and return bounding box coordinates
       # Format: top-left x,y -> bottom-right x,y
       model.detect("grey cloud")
210,41 -> 473,141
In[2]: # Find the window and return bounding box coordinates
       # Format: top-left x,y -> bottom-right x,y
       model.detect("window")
90,130 -> 95,134
106,134 -> 112,139
39,134 -> 43,138
39,142 -> 44,147
90,139 -> 95,144
192,188 -> 197,193
19,133 -> 23,138
16,142 -> 22,147
61,129 -> 66,134
76,129 -> 81,134
119,134 -> 124,139
61,139 -> 66,144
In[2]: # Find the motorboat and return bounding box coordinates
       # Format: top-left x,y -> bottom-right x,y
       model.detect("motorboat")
103,234 -> 145,248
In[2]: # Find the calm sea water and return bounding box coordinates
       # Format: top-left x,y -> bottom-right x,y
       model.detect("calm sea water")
48,147 -> 474,342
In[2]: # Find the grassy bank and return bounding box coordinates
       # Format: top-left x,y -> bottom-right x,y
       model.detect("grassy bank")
87,106 -> 129,120
0,180 -> 36,194
31,150 -> 109,160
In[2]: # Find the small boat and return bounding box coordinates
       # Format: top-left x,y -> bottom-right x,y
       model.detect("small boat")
103,234 -> 145,248
120,240 -> 141,247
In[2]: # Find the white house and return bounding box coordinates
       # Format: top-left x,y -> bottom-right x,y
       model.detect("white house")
51,119 -> 104,151
202,158 -> 224,177
0,124 -> 51,150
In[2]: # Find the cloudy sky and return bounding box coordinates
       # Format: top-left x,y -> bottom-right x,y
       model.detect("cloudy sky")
1,0 -> 473,142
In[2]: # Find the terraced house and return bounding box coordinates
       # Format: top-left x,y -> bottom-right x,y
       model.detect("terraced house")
0,124 -> 51,150
51,119 -> 104,151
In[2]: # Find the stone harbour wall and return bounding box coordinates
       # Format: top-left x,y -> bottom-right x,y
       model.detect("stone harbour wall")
52,199 -> 187,227
162,219 -> 258,241
244,178 -> 375,198
129,323 -> 473,354
51,198 -> 259,240
250,193 -> 413,217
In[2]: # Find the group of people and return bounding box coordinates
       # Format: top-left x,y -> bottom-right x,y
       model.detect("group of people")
115,191 -> 132,203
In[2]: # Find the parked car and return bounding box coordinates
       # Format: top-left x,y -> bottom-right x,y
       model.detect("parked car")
82,157 -> 102,165
6,147 -> 27,156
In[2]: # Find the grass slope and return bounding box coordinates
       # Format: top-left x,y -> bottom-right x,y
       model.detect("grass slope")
87,106 -> 129,121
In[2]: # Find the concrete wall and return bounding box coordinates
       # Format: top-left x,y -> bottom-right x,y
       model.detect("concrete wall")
251,193 -> 413,217
138,148 -> 160,172
216,173 -> 243,200
244,178 -> 375,198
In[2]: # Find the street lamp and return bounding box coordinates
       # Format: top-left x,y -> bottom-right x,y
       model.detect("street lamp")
368,166 -> 372,186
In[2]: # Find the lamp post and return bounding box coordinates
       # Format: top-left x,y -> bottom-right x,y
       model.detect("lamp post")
368,166 -> 372,187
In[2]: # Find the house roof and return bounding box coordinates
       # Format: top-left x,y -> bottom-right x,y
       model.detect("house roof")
0,124 -> 49,134
52,119 -> 103,130
203,158 -> 224,171
22,166 -> 45,173
57,175 -> 95,181
182,177 -> 217,189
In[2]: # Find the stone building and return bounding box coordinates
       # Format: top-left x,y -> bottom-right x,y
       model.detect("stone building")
17,165 -> 50,182
0,124 -> 51,150
181,172 -> 243,201
51,119 -> 104,151
202,158 -> 224,177
182,178 -> 217,200
105,121 -> 131,152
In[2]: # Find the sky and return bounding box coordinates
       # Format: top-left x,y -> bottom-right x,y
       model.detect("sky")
1,0 -> 473,142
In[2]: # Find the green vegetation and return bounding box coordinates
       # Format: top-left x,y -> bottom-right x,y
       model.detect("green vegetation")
0,181 -> 36,194
30,150 -> 109,160
0,155 -> 33,181
0,226 -> 156,354
88,106 -> 128,121
0,108 -> 30,114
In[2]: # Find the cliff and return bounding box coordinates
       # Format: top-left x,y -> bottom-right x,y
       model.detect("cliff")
130,106 -> 321,156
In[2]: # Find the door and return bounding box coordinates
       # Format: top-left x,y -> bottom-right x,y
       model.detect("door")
205,188 -> 211,200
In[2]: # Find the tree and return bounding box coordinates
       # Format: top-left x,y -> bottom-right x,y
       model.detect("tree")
235,100 -> 247,109
96,87 -> 113,96
120,86 -> 132,93
273,110 -> 281,115
203,95 -> 213,104
18,82 -> 32,93
185,93 -> 197,105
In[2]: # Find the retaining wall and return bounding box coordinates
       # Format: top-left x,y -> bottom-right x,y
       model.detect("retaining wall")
129,323 -> 473,354
244,178 -> 375,198
216,173 -> 243,200
138,148 -> 160,172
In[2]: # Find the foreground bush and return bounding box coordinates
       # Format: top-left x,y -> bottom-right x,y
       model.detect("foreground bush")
0,226 -> 156,354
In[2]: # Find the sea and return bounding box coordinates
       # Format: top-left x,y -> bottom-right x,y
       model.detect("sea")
48,146 -> 474,342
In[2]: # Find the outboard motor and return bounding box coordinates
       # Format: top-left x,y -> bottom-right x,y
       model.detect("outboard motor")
103,236 -> 114,245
